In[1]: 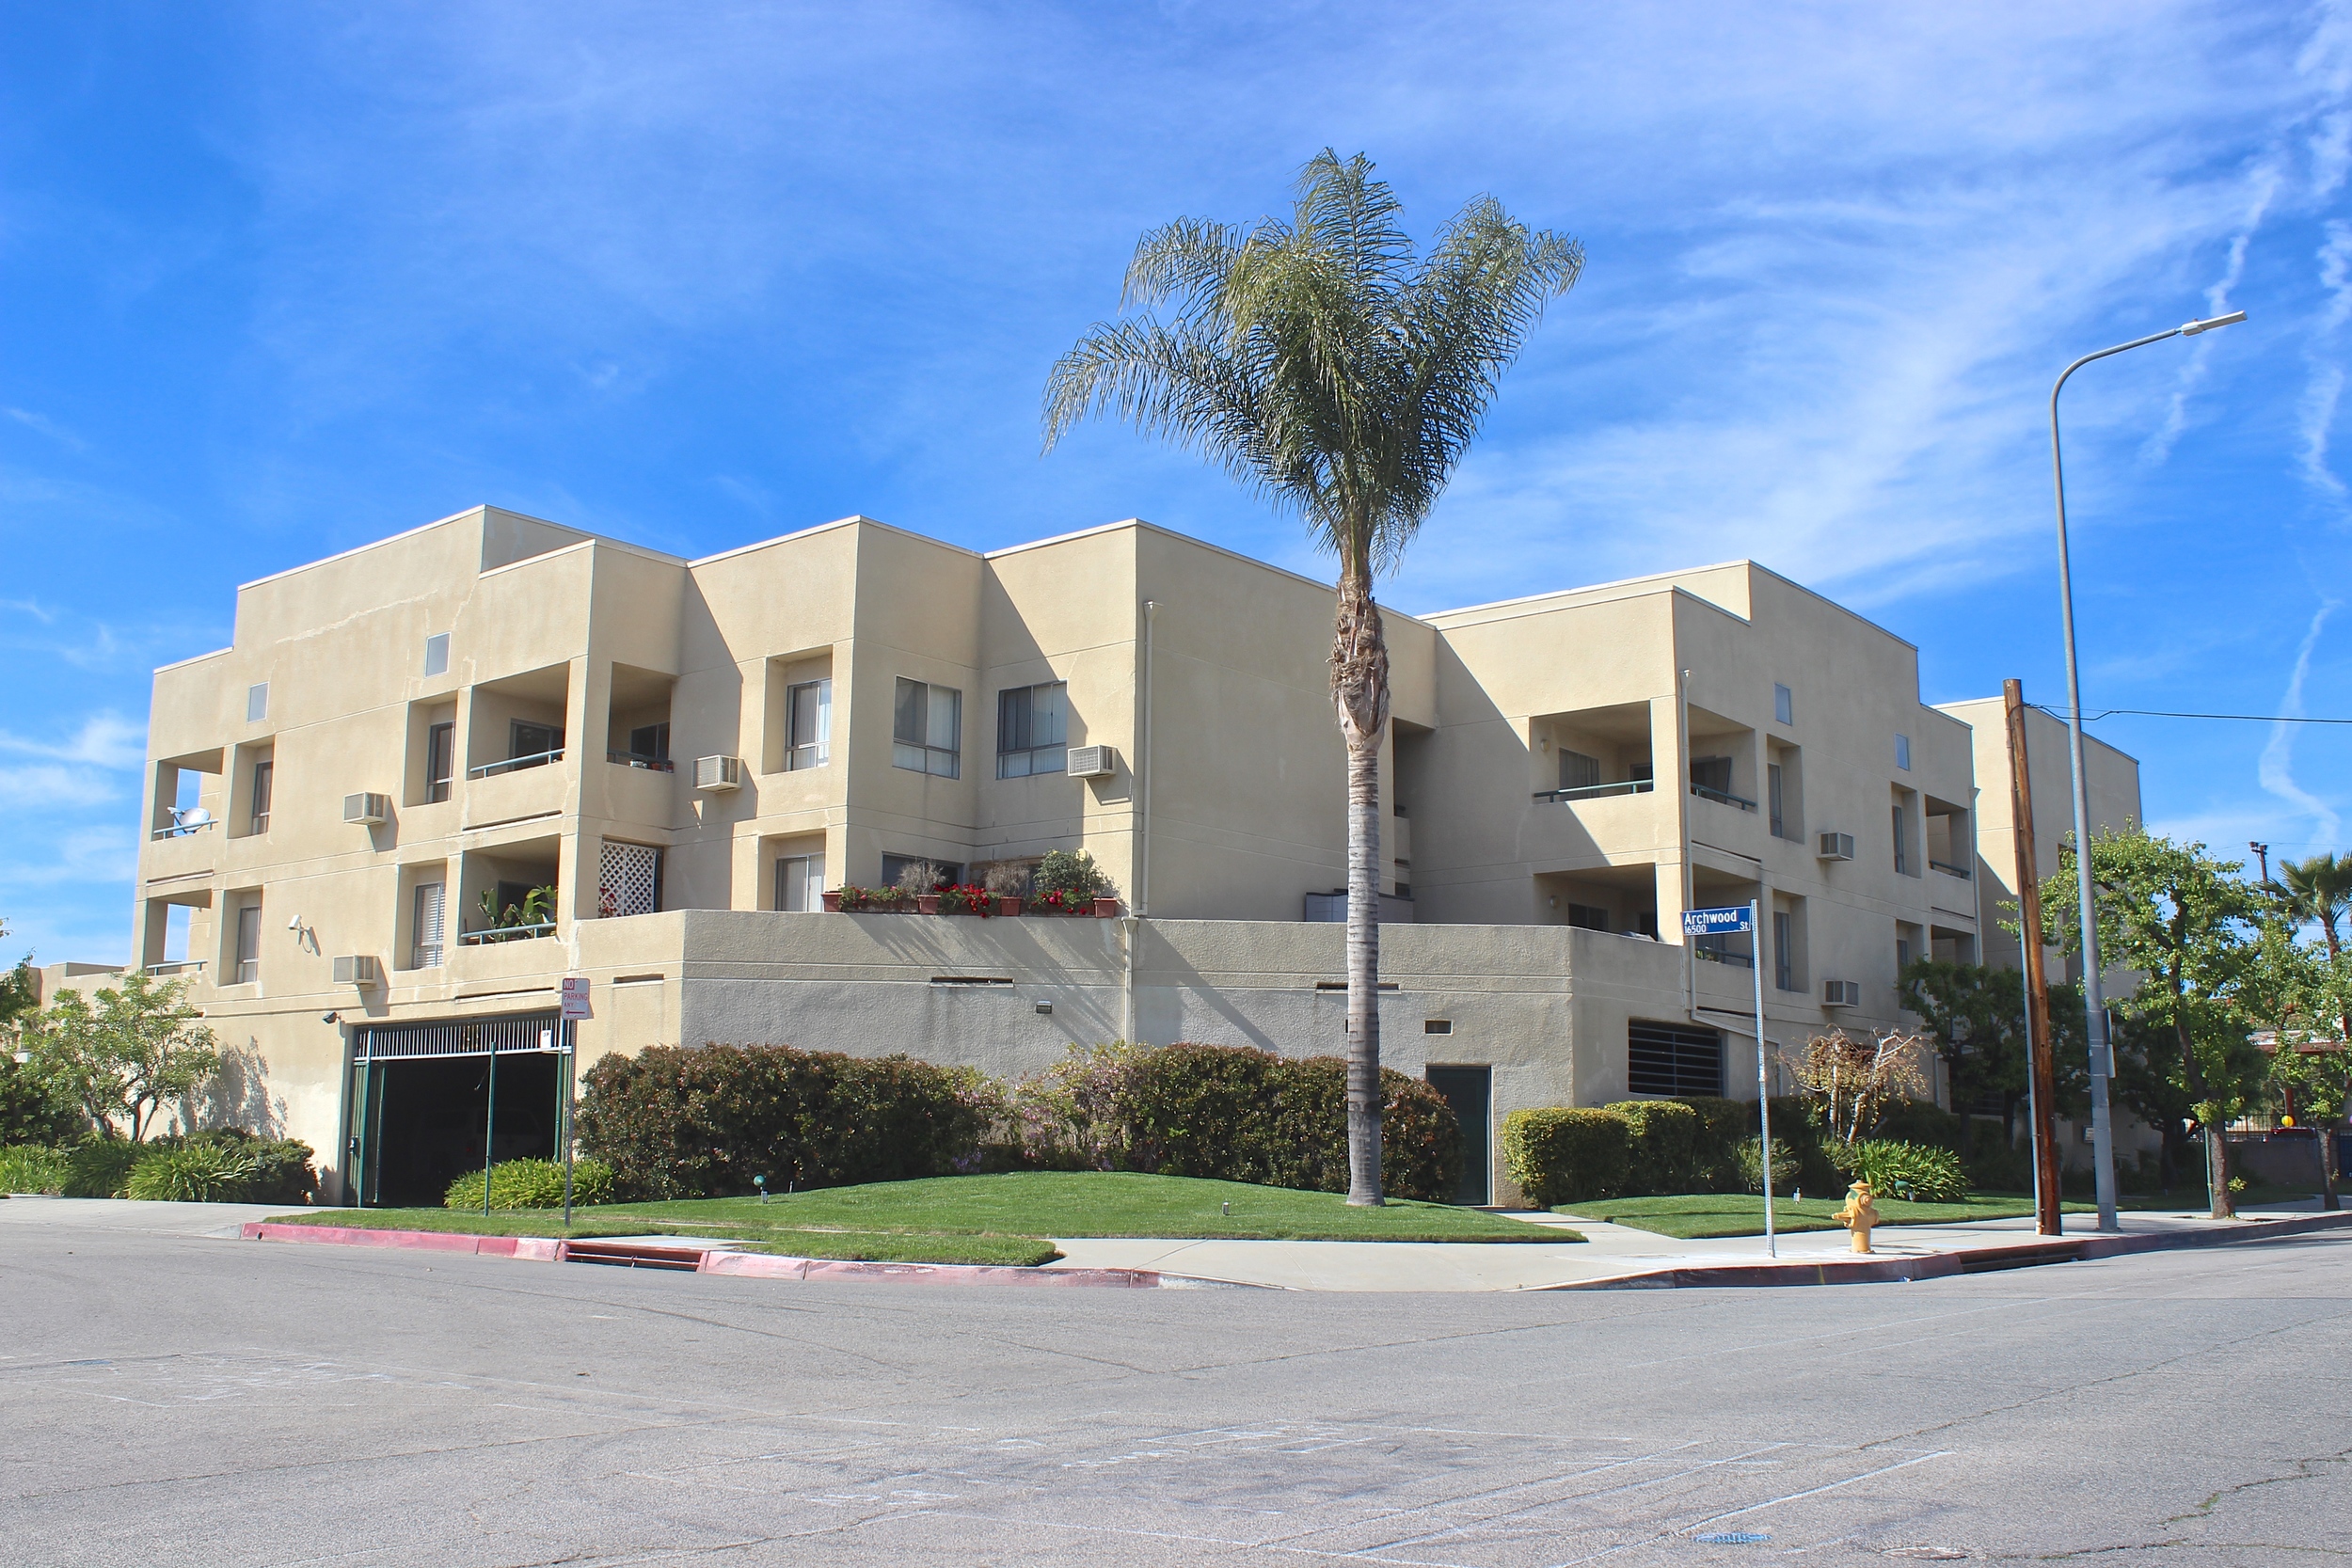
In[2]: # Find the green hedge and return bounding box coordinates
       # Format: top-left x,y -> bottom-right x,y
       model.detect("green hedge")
0,1144 -> 71,1195
444,1157 -> 616,1211
578,1044 -> 993,1200
1604,1100 -> 1701,1195
63,1139 -> 141,1197
1501,1108 -> 1631,1206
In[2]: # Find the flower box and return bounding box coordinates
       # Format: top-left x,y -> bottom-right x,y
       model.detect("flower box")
820,891 -> 842,912
916,895 -> 942,914
1093,896 -> 1120,917
997,896 -> 1024,917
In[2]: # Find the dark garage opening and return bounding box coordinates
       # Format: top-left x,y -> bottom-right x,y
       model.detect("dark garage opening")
360,1049 -> 559,1207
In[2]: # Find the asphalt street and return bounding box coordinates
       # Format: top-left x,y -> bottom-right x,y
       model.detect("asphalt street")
3,1209 -> 2347,1566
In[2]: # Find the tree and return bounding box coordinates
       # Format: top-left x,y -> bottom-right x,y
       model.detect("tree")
2242,891 -> 2347,1211
2271,849 -> 2352,1046
2042,831 -> 2265,1218
26,973 -> 220,1142
1782,1028 -> 1929,1146
1044,151 -> 1581,1202
1900,958 -> 2089,1146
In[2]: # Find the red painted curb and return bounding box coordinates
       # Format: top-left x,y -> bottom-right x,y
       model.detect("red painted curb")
241,1222 -> 1160,1288
1537,1209 -> 2352,1291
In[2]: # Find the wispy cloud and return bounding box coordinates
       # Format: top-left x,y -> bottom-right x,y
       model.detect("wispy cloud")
0,712 -> 147,772
2259,602 -> 2341,844
2,405 -> 88,452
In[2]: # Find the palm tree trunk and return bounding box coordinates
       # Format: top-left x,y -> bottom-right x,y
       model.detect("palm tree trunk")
2326,923 -> 2344,1212
1332,572 -> 1391,1206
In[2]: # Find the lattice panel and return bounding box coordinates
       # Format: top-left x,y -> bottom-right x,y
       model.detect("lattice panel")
599,840 -> 660,917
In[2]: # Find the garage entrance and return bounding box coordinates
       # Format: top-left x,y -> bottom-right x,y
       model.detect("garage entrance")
345,1014 -> 567,1207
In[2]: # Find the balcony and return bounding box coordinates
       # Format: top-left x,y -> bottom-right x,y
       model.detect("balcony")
459,922 -> 557,946
151,813 -> 217,841
144,959 -> 206,978
1931,859 -> 1972,879
470,747 -> 564,781
1534,779 -> 1655,805
1690,781 -> 1756,813
607,750 -> 674,772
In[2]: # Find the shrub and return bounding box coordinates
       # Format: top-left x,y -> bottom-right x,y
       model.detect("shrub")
0,1144 -> 71,1195
1675,1097 -> 1754,1192
444,1157 -> 615,1211
63,1139 -> 142,1197
1502,1108 -> 1631,1207
578,1044 -> 993,1200
164,1129 -> 315,1204
1604,1100 -> 1701,1196
0,1057 -> 84,1146
1831,1139 -> 1968,1203
1737,1136 -> 1802,1195
125,1142 -> 268,1202
1033,849 -> 1116,909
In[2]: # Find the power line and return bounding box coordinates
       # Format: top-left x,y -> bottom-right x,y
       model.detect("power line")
2032,704 -> 2352,726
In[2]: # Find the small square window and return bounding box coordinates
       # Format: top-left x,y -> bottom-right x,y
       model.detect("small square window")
1423,1019 -> 1453,1035
423,634 -> 450,677
246,683 -> 269,723
1895,733 -> 1912,771
1773,683 -> 1793,726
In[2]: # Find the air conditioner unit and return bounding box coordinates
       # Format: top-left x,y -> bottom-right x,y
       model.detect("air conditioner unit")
342,792 -> 391,825
694,755 -> 743,791
1817,832 -> 1854,861
332,955 -> 383,988
1822,978 -> 1860,1007
1066,744 -> 1118,779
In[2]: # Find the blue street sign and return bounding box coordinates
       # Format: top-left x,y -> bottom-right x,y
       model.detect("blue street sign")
1682,905 -> 1754,936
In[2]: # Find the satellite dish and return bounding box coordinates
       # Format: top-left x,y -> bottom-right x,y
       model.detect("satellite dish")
183,807 -> 212,827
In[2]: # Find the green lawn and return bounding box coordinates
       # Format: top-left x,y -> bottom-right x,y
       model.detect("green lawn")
1553,1192 -> 2101,1240
270,1171 -> 1578,1262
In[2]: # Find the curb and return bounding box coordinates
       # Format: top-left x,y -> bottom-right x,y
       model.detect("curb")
1534,1208 -> 2352,1290
240,1222 -> 1163,1289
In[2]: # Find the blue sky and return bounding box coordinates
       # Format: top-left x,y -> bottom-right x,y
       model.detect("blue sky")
4,1 -> 2349,964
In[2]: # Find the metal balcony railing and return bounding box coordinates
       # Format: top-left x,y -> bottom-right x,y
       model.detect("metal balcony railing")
606,751 -> 675,772
151,816 -> 217,840
1693,939 -> 1756,969
459,922 -> 558,946
1931,859 -> 1973,879
468,748 -> 564,781
144,959 -> 205,977
1533,779 -> 1656,804
1690,782 -> 1757,812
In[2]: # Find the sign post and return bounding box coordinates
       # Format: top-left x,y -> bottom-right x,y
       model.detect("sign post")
1685,902 -> 1775,1256
557,980 -> 591,1228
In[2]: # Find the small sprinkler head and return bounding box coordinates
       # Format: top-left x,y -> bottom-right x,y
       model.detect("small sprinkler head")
754,1174 -> 769,1203
1221,1201 -> 1231,1216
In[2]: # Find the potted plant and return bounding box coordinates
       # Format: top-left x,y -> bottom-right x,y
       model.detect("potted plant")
897,859 -> 944,914
940,882 -> 991,917
1034,849 -> 1118,917
820,889 -> 843,912
982,861 -> 1029,916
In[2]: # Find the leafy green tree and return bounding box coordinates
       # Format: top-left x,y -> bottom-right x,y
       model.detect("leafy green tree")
1044,151 -> 1581,1202
2041,830 -> 2265,1218
26,973 -> 220,1142
1900,958 -> 2089,1146
2240,893 -> 2348,1210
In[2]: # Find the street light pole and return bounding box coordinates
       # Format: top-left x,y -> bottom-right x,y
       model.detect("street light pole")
2049,309 -> 2245,1233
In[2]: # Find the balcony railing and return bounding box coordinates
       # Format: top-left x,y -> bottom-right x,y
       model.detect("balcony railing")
151,816 -> 217,840
1534,779 -> 1656,804
1931,859 -> 1973,879
1693,939 -> 1756,969
459,922 -> 558,946
1690,782 -> 1757,812
144,959 -> 205,977
607,751 -> 675,772
468,748 -> 564,781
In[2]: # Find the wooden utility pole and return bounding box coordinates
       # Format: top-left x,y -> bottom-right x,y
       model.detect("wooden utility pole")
2005,680 -> 2064,1235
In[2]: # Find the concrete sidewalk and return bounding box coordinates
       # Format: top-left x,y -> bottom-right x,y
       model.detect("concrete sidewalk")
1045,1203 -> 2352,1290
0,1195 -> 289,1239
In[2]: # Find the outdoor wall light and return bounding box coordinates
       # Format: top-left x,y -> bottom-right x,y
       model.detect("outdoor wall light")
321,1012 -> 341,1024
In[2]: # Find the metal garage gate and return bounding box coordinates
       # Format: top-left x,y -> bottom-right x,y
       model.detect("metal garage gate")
343,1013 -> 573,1207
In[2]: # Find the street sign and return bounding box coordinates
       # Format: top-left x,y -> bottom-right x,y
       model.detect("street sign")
560,975 -> 592,1021
1681,905 -> 1754,936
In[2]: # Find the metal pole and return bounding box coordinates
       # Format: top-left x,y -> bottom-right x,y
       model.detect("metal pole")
561,1022 -> 575,1227
482,1041 -> 498,1219
1752,897 -> 1774,1258
2004,679 -> 2064,1235
2048,315 -> 2240,1232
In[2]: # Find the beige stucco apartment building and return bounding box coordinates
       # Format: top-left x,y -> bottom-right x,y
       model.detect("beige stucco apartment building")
124,505 -> 2140,1205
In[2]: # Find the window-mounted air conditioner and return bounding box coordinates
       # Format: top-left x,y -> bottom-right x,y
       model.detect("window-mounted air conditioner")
694,755 -> 743,791
332,955 -> 383,988
1817,832 -> 1854,861
1821,979 -> 1861,1007
1066,745 -> 1117,779
343,792 -> 391,825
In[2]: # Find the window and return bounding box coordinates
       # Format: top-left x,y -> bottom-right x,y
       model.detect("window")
787,679 -> 831,769
1559,749 -> 1601,792
412,882 -> 445,969
422,634 -> 450,677
1893,803 -> 1910,875
996,683 -> 1068,778
1895,733 -> 1912,771
1629,1020 -> 1723,1097
881,853 -> 963,890
1773,911 -> 1795,992
1423,1019 -> 1454,1035
1897,936 -> 1913,972
511,720 -> 563,763
625,721 -> 670,763
775,852 -> 826,912
246,683 -> 268,723
425,722 -> 455,802
1768,764 -> 1785,838
248,759 -> 274,835
1773,683 -> 1793,726
1565,902 -> 1611,931
234,902 -> 262,986
893,679 -> 961,777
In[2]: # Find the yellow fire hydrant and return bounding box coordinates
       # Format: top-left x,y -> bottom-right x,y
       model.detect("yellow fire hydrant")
1835,1179 -> 1881,1254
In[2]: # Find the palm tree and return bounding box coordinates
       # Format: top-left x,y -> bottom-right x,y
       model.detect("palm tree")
2275,851 -> 2352,1209
1043,150 -> 1581,1204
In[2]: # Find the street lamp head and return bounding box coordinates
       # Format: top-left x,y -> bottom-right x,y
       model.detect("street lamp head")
2181,309 -> 2248,336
